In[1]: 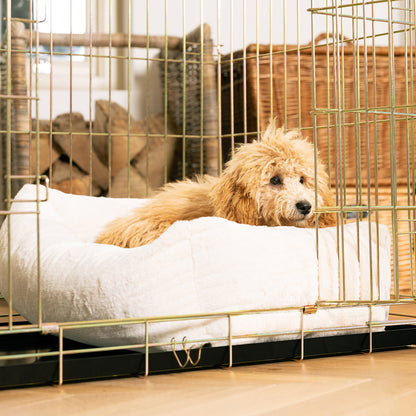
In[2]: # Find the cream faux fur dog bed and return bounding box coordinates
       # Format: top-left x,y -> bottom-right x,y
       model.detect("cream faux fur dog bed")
0,185 -> 391,350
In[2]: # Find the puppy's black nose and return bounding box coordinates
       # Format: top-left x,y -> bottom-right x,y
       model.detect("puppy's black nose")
296,201 -> 312,216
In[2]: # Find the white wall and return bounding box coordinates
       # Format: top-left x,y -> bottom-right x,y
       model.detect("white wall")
129,0 -> 401,120
34,0 -> 404,121
128,0 -> 313,121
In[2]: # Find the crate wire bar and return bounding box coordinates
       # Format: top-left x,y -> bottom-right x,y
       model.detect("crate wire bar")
1,0 -> 416,387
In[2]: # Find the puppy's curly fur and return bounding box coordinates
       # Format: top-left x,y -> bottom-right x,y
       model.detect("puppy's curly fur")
96,123 -> 336,247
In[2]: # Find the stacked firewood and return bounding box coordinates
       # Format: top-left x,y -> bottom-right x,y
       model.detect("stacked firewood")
30,100 -> 177,197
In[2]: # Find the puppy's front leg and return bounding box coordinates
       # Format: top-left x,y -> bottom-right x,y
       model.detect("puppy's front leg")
96,176 -> 217,247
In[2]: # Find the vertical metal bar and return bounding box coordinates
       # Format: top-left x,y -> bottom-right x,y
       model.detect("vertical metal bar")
144,321 -> 149,376
127,0 -> 132,198
242,0 -> 247,143
216,0 -> 222,174
162,0 -> 169,187
300,311 -> 305,361
371,1 -> 381,301
283,0 -> 287,129
368,306 -> 373,353
181,0 -> 187,179
311,0 -> 321,300
334,0 -> 346,301
388,0 -> 400,300
340,0 -> 346,211
6,0 -> 12,330
199,0 -> 204,175
326,0 -> 332,187
228,314 -> 233,368
35,0 -> 42,329
88,0 -> 93,196
230,0 -> 234,157
163,0 -> 169,185
28,0 -> 33,174
350,0 -> 361,287
269,0 -> 273,123
146,0 -> 151,191
340,0 -> 346,301
108,0 -> 113,196
255,0 -> 260,139
404,0 -> 414,296
58,327 -> 64,385
330,1 -> 341,295
362,1 -> 374,302
297,0 -> 301,129
353,0 -> 362,203
69,0 -> 73,194
49,0 -> 54,186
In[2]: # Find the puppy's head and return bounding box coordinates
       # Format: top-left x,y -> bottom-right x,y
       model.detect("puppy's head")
211,122 -> 336,228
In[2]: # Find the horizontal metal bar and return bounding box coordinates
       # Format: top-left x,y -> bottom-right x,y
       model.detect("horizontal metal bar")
317,299 -> 415,307
0,210 -> 40,216
314,108 -> 416,117
316,205 -> 416,213
308,11 -> 412,26
0,94 -> 39,101
25,31 -> 182,50
0,130 -> 220,140
308,0 -> 403,13
2,301 -> 401,334
0,326 -> 44,336
372,318 -> 416,327
2,16 -> 45,24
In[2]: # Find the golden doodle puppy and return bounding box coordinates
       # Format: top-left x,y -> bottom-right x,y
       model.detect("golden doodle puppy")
96,122 -> 336,248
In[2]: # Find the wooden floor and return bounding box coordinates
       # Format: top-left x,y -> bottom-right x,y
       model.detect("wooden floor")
1,348 -> 416,416
1,304 -> 416,415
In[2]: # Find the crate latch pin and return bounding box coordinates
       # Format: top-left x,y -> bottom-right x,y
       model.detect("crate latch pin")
41,323 -> 60,335
171,336 -> 203,368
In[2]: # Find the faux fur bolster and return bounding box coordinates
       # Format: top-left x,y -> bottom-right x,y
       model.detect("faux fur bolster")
0,185 -> 391,350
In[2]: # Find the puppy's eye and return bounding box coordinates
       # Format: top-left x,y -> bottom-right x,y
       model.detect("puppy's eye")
270,176 -> 281,186
300,176 -> 305,184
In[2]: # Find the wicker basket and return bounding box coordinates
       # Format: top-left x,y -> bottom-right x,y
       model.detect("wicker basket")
345,185 -> 415,296
159,24 -> 219,180
221,37 -> 415,187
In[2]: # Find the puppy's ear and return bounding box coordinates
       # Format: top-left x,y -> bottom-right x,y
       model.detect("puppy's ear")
210,172 -> 260,226
316,174 -> 337,228
318,207 -> 337,228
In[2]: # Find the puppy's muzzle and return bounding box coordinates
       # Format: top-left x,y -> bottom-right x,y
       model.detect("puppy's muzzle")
296,200 -> 312,216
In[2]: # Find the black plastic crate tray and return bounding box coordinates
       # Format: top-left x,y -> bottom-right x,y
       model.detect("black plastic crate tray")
1,325 -> 416,389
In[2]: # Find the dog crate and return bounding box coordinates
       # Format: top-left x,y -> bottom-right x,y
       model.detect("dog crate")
1,0 -> 416,389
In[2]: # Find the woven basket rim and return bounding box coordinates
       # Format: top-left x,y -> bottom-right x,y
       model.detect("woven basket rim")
223,42 -> 410,59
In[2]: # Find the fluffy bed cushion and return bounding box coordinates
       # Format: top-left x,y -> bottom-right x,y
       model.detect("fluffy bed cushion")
0,185 -> 391,350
